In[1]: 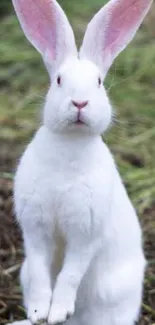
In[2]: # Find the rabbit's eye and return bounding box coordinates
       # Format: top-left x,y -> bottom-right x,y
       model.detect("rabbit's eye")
57,76 -> 61,86
98,77 -> 102,87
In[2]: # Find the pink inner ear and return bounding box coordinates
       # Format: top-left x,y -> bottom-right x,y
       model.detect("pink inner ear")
16,0 -> 57,58
104,0 -> 148,54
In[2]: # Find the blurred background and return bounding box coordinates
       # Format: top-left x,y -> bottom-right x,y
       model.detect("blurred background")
0,0 -> 155,324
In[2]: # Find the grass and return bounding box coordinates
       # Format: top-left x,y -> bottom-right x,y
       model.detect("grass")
0,0 -> 155,324
1,1 -> 155,213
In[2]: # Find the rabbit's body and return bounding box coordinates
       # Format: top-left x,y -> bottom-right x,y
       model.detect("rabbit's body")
15,125 -> 145,325
10,0 -> 152,324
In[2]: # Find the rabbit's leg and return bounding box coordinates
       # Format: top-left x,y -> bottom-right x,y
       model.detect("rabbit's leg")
21,213 -> 53,324
20,259 -> 29,308
93,302 -> 140,325
65,316 -> 81,325
82,257 -> 144,325
48,234 -> 100,325
7,319 -> 47,325
6,321 -> 33,325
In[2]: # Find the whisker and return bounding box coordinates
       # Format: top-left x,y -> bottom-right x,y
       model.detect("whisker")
34,94 -> 46,100
105,67 -> 134,93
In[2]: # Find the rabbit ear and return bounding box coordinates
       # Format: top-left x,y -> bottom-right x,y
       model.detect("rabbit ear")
12,0 -> 78,77
80,0 -> 152,78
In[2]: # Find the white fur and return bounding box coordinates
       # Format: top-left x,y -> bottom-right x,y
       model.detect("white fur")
80,0 -> 153,77
44,58 -> 112,135
7,320 -> 33,325
12,0 -> 77,77
10,0 -> 152,324
14,125 -> 146,325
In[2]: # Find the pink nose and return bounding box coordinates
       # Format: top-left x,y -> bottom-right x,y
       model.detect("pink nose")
72,100 -> 88,109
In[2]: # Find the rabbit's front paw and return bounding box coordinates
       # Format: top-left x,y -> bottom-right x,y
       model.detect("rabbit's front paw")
6,320 -> 32,325
27,294 -> 51,324
48,297 -> 75,325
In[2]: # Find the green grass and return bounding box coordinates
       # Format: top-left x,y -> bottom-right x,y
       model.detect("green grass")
0,2 -> 155,324
0,0 -> 155,214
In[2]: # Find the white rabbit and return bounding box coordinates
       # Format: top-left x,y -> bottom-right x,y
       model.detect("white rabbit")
10,0 -> 152,325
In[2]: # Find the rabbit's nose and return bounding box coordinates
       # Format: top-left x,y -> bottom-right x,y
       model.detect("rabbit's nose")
72,100 -> 88,109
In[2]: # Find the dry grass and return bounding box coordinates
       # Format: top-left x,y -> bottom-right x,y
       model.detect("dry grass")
0,177 -> 155,324
0,0 -> 155,324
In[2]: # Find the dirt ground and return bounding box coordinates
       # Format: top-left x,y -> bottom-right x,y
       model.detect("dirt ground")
0,147 -> 155,325
1,0 -> 155,324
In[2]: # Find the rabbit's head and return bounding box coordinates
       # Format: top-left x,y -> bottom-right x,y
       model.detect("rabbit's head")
12,0 -> 152,135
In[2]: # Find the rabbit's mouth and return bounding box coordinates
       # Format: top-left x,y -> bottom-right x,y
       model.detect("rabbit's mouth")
74,116 -> 86,126
68,118 -> 86,126
68,111 -> 89,128
75,120 -> 85,125
74,112 -> 86,125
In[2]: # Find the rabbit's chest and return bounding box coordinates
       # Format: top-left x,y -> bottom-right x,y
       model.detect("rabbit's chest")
36,166 -> 111,233
38,169 -> 92,210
